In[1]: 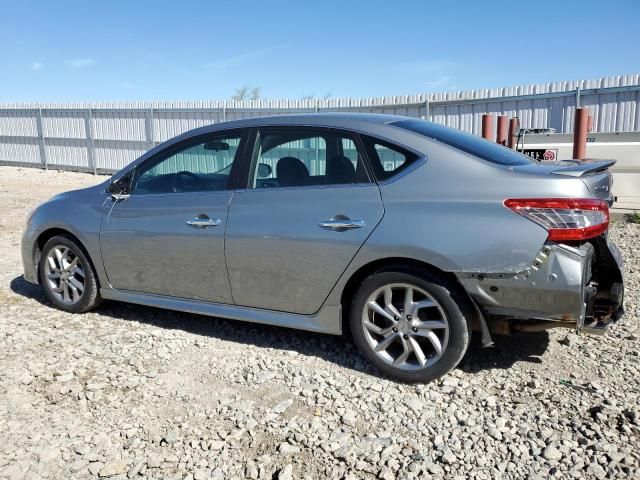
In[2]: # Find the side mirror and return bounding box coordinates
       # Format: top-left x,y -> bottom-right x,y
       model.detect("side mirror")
257,163 -> 272,179
106,172 -> 132,201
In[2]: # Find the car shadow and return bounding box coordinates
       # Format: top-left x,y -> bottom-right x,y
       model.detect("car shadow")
10,275 -> 550,380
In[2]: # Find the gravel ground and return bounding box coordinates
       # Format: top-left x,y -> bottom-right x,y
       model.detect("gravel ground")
0,165 -> 638,480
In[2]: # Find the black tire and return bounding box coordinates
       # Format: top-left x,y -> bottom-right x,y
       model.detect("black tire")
39,235 -> 102,313
350,268 -> 470,383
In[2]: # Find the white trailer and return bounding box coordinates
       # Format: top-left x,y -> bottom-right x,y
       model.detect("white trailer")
519,132 -> 640,210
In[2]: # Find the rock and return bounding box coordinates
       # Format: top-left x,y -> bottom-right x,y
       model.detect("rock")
441,449 -> 457,464
278,464 -> 293,480
88,462 -> 103,476
256,371 -> 276,384
193,469 -> 208,480
55,373 -> 74,382
542,446 -> 562,461
279,442 -> 301,455
341,411 -> 357,426
147,455 -> 163,468
587,464 -> 607,479
161,431 -> 179,445
273,399 -> 294,414
127,459 -> 146,478
211,467 -> 224,480
245,462 -> 259,479
37,448 -> 59,463
210,440 -> 225,450
99,459 -> 128,477
378,467 -> 396,480
73,443 -> 91,456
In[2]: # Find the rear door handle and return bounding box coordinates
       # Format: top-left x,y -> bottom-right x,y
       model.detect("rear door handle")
318,217 -> 365,231
186,215 -> 221,228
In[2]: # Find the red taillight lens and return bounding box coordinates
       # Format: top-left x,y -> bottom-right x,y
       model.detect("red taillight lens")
504,198 -> 609,241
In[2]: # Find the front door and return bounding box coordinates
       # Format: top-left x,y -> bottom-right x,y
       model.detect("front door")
225,127 -> 384,315
100,130 -> 248,303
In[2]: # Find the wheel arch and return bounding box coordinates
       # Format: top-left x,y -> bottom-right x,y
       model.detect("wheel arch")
339,257 -> 481,337
34,228 -> 100,287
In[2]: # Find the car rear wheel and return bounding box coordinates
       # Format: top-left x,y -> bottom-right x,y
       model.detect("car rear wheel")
39,235 -> 101,313
350,269 -> 470,383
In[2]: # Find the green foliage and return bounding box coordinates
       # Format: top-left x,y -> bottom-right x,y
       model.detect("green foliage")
626,211 -> 640,224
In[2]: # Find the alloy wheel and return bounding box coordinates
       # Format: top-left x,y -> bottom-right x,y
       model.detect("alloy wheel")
361,283 -> 450,371
44,245 -> 85,305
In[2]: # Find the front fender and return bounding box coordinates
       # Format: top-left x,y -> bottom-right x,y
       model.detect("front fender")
21,185 -> 108,286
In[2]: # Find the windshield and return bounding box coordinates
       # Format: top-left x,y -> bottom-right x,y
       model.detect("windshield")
392,118 -> 534,166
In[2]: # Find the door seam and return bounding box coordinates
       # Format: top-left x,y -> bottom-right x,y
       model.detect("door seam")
223,189 -> 237,304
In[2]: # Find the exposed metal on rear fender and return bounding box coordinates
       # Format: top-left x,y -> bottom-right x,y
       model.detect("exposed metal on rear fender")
457,243 -> 594,324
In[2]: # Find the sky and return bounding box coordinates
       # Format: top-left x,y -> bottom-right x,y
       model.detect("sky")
0,0 -> 638,102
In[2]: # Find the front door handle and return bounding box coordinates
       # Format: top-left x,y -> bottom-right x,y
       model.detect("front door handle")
186,215 -> 221,228
318,216 -> 365,232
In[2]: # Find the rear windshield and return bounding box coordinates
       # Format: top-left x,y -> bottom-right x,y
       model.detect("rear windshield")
393,118 -> 534,166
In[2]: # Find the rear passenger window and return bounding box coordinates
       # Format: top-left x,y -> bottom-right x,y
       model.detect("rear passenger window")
251,129 -> 370,188
361,136 -> 420,181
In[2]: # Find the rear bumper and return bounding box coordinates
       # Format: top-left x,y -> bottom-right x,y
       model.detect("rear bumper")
457,238 -> 624,334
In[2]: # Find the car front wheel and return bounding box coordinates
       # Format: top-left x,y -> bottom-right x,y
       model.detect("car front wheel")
39,235 -> 101,313
350,269 -> 470,383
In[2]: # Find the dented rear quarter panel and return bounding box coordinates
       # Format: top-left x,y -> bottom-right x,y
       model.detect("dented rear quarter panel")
324,136 -> 594,306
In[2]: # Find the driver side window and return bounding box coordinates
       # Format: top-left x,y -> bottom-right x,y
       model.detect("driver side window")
133,133 -> 245,194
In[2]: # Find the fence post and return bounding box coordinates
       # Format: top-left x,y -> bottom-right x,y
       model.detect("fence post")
35,108 -> 47,170
84,109 -> 96,174
145,108 -> 155,148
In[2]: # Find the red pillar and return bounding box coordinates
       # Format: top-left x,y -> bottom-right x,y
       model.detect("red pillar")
496,115 -> 508,145
508,117 -> 519,149
481,114 -> 494,141
573,108 -> 589,160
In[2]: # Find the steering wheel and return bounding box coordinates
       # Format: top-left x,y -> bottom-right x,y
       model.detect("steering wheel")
171,171 -> 205,192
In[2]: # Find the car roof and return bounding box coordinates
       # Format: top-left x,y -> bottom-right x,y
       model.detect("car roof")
179,112 -> 409,139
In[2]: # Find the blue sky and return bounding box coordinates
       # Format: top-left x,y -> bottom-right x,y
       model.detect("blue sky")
0,0 -> 638,102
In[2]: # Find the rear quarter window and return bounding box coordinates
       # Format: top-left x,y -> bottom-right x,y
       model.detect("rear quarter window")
393,118 -> 534,166
360,135 -> 420,181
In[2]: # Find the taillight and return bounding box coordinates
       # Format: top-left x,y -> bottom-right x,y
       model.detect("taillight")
504,198 -> 609,241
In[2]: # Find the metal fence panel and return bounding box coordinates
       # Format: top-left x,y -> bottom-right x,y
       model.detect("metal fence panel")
0,110 -> 38,137
0,74 -> 638,173
0,136 -> 41,164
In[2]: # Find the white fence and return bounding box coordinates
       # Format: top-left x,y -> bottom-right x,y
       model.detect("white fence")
0,74 -> 639,174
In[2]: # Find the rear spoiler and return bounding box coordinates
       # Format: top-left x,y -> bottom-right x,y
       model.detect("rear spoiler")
549,159 -> 616,177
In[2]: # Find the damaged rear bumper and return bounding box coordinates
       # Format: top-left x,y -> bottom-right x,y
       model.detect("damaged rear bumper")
457,237 -> 624,335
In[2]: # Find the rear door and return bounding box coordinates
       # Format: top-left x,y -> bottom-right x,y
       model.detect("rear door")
225,127 -> 384,315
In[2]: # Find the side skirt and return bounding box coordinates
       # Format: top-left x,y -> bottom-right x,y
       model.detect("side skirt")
100,288 -> 342,335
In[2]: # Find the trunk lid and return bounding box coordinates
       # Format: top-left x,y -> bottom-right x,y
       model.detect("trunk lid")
511,159 -> 615,203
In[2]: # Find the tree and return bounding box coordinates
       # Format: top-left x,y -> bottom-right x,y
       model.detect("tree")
300,92 -> 332,101
232,86 -> 261,101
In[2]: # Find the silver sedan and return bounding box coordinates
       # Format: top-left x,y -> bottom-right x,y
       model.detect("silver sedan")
21,114 -> 625,382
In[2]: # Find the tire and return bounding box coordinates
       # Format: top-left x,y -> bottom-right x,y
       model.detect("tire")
350,268 -> 470,383
38,235 -> 101,313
